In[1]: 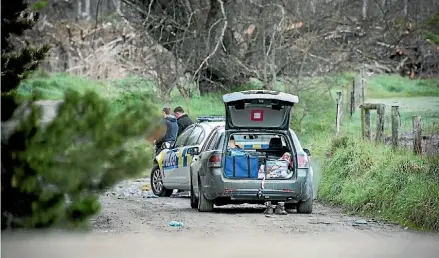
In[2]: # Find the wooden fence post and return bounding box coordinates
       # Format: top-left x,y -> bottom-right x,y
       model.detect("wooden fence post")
352,79 -> 356,107
412,116 -> 422,155
391,106 -> 399,149
350,89 -> 355,118
361,106 -> 371,141
376,104 -> 385,144
364,109 -> 371,140
335,91 -> 343,135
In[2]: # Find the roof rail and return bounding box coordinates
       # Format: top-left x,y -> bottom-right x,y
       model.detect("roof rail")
197,116 -> 226,122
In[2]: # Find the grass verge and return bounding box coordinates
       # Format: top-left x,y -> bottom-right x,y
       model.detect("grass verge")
319,136 -> 439,231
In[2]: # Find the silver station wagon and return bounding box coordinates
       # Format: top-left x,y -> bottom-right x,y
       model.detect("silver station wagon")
187,90 -> 314,213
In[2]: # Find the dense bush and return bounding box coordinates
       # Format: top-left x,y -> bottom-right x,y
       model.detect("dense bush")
319,136 -> 439,231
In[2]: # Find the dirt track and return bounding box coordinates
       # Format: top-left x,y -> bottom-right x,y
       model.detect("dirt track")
92,179 -> 408,235
3,177 -> 439,258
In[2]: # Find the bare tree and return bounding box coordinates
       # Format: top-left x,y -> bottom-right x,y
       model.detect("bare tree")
119,0 -> 329,93
24,0 -> 439,94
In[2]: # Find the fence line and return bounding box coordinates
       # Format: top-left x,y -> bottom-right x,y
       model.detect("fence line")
335,80 -> 439,156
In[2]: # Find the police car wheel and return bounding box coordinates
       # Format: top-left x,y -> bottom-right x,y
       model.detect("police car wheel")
197,177 -> 214,212
150,165 -> 173,197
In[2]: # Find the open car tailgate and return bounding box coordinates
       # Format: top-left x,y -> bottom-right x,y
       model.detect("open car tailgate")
222,90 -> 299,130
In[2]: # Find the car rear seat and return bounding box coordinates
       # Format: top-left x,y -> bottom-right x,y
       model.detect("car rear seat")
266,137 -> 287,157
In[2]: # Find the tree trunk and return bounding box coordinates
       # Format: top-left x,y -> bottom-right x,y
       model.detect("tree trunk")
381,0 -> 387,16
362,0 -> 368,20
403,0 -> 408,17
310,0 -> 316,14
114,0 -> 121,12
85,0 -> 91,20
77,0 -> 83,20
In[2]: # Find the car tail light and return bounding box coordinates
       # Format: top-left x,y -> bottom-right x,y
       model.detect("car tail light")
297,153 -> 309,168
208,154 -> 222,168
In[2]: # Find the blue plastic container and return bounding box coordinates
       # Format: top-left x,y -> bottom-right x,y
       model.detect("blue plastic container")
224,155 -> 259,178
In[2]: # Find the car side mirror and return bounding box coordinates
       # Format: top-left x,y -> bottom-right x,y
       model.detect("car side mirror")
187,146 -> 199,156
303,148 -> 311,157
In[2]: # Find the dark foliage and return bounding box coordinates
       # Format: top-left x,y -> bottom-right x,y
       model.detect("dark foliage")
1,0 -> 159,229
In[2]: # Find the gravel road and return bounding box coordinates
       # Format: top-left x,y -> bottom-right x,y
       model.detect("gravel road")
3,177 -> 439,258
91,178 -> 408,235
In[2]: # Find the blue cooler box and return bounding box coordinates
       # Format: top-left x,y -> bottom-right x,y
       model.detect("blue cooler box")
224,155 -> 259,178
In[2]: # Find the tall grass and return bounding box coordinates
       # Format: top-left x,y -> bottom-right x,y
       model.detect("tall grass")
319,136 -> 439,231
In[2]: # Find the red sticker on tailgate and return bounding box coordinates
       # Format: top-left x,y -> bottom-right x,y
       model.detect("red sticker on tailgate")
251,110 -> 264,122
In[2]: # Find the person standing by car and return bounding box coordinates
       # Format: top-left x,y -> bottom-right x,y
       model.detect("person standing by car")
174,106 -> 194,136
155,107 -> 178,155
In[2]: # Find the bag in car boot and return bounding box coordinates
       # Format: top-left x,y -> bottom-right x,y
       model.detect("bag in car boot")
224,155 -> 259,178
265,159 -> 290,179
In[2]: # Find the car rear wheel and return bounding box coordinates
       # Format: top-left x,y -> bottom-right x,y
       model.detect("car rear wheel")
150,165 -> 173,197
197,177 -> 214,212
297,193 -> 313,214
190,175 -> 198,209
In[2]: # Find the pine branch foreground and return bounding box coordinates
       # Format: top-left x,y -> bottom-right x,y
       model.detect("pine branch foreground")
1,0 -> 160,229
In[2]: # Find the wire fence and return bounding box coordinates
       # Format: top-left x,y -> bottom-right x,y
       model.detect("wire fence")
335,71 -> 439,156
338,96 -> 439,156
388,116 -> 439,156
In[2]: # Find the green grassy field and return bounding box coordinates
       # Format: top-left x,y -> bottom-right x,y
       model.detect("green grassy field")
365,74 -> 439,98
19,71 -> 439,231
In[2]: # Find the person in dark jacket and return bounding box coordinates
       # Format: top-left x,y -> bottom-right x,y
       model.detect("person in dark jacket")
155,107 -> 178,151
173,106 -> 194,136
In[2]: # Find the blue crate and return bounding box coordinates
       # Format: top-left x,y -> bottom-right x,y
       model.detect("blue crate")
224,155 -> 259,178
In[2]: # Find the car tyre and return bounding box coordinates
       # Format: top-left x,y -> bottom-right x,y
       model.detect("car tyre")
297,192 -> 313,214
197,177 -> 214,212
190,174 -> 198,209
150,165 -> 173,197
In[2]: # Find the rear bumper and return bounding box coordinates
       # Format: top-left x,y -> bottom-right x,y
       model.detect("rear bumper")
220,189 -> 302,202
200,168 -> 312,203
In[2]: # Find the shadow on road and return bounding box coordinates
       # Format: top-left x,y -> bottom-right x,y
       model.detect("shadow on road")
212,206 -> 266,214
176,206 -> 278,214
